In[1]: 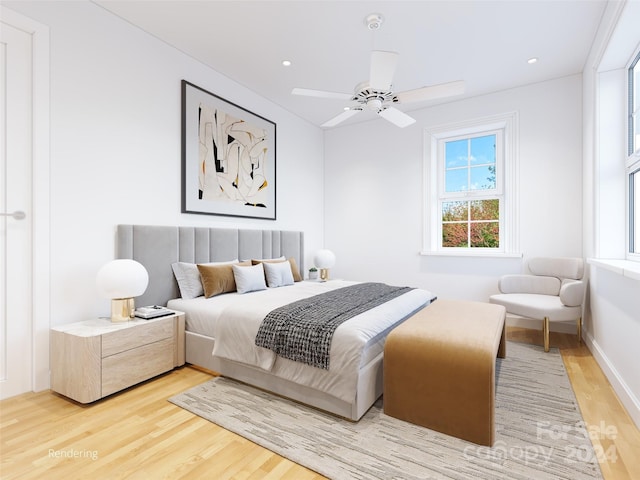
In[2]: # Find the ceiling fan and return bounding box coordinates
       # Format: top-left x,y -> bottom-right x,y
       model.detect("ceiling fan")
292,14 -> 465,128
292,50 -> 465,128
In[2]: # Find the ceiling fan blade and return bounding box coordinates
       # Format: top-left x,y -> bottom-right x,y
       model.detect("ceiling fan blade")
396,80 -> 465,104
378,107 -> 416,128
369,50 -> 399,91
321,109 -> 361,128
292,88 -> 352,100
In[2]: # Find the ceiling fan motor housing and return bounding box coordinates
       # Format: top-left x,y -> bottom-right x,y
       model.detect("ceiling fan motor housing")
352,83 -> 398,112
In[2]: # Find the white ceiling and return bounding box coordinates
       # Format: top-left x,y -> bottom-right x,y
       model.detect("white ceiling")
94,0 -> 608,128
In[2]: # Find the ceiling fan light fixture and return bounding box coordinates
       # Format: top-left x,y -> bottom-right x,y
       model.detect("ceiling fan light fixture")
367,98 -> 383,111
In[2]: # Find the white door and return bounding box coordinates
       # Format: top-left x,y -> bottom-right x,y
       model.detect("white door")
0,20 -> 34,399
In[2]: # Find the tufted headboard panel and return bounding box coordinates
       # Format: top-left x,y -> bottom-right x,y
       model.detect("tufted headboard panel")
116,225 -> 304,307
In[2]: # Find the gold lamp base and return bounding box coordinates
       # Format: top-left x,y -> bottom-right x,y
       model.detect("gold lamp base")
319,268 -> 330,281
111,298 -> 135,322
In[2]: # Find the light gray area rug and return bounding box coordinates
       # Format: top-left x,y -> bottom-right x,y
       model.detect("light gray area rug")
170,342 -> 603,480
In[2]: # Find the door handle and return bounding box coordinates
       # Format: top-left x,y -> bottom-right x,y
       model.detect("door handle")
0,211 -> 26,220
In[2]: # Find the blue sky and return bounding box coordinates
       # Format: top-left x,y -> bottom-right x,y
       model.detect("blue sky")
445,134 -> 496,192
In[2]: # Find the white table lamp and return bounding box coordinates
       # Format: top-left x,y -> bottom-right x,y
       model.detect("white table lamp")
96,259 -> 149,322
314,249 -> 336,281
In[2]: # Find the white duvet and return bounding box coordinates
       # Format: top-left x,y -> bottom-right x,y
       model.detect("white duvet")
222,280 -> 433,401
207,280 -> 434,402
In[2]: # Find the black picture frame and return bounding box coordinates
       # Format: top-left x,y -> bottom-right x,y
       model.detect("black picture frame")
181,80 -> 276,219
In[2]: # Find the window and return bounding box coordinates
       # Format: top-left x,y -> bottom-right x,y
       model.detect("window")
628,49 -> 640,259
424,113 -> 519,256
441,133 -> 501,248
629,50 -> 640,157
631,167 -> 639,254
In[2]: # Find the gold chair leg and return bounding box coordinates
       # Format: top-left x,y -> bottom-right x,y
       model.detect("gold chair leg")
543,317 -> 550,352
577,317 -> 582,344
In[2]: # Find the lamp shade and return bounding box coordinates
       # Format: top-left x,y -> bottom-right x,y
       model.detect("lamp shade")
314,249 -> 336,269
96,259 -> 149,299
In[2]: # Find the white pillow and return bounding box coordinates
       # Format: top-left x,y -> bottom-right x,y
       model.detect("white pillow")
171,260 -> 238,299
232,263 -> 267,294
263,260 -> 295,288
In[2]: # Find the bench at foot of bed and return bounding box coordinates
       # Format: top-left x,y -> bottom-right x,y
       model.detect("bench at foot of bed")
383,299 -> 506,446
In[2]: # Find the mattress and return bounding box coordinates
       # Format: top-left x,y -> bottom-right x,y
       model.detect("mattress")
169,280 -> 434,402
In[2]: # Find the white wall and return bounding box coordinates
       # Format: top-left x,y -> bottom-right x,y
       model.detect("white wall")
4,1 -> 325,324
582,0 -> 640,428
324,75 -> 584,303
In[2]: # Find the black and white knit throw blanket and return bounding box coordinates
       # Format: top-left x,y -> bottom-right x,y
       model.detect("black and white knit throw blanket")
254,282 -> 413,370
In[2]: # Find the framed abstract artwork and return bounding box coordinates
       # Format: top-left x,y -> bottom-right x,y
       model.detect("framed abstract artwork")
181,80 -> 276,219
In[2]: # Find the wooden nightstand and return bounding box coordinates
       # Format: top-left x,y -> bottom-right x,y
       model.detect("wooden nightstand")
50,311 -> 185,403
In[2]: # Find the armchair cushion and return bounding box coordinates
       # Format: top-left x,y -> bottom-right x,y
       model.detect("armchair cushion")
559,279 -> 585,307
489,293 -> 581,322
498,275 -> 560,296
528,257 -> 583,280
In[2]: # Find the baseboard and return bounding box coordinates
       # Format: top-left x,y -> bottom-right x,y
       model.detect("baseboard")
584,331 -> 640,430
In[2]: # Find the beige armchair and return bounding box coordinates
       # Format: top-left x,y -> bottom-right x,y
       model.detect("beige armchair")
489,257 -> 585,352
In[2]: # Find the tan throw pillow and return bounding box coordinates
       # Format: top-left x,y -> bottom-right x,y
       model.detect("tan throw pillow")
197,261 -> 251,298
251,257 -> 302,282
287,257 -> 303,282
172,259 -> 238,299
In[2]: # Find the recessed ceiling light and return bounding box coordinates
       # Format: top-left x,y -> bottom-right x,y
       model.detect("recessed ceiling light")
343,106 -> 350,111
282,60 -> 292,67
527,57 -> 538,64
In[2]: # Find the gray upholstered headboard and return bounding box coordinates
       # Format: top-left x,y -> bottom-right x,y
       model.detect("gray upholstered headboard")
116,225 -> 304,307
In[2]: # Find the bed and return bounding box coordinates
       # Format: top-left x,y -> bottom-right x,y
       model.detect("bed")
117,224 -> 434,420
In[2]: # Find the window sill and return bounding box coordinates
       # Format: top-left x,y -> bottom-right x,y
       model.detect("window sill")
587,258 -> 640,281
420,250 -> 523,259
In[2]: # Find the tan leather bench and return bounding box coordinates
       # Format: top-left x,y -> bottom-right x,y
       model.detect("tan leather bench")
383,299 -> 506,446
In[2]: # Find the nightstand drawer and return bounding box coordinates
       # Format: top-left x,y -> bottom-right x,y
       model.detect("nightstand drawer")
102,317 -> 174,357
102,337 -> 175,397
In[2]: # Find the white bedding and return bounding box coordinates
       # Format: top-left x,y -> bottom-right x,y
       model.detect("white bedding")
169,280 -> 434,402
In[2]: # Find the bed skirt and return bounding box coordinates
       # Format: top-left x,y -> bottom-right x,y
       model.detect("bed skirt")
185,331 -> 383,421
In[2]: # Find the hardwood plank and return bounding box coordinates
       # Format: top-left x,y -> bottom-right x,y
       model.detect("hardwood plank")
0,329 -> 638,479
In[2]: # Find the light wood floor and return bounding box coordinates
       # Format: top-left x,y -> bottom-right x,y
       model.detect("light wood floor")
1,328 -> 638,479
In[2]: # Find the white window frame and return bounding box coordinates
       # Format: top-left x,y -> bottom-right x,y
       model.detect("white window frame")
423,112 -> 520,257
627,47 -> 640,262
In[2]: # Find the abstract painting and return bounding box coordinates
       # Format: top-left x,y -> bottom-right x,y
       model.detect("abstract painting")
181,80 -> 276,219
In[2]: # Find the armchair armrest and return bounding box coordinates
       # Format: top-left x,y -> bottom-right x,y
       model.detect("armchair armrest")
559,279 -> 585,307
498,274 -> 561,295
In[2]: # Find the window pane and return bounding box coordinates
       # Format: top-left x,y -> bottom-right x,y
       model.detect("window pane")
634,60 -> 640,112
442,201 -> 468,221
470,135 -> 496,166
470,165 -> 496,190
633,170 -> 639,253
633,112 -> 639,154
442,200 -> 500,248
470,222 -> 500,248
470,199 -> 499,220
442,223 -> 468,247
631,53 -> 640,155
445,139 -> 468,168
445,168 -> 468,192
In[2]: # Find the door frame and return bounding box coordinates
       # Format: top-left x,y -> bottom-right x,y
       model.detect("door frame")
1,7 -> 50,393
